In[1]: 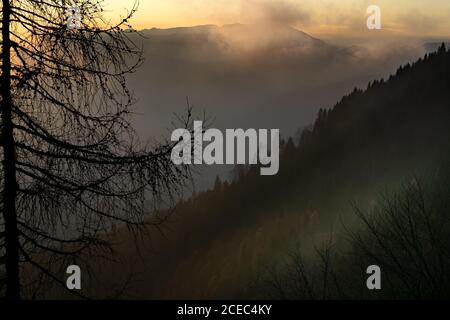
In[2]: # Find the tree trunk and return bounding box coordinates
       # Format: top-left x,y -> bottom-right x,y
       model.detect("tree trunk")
1,0 -> 21,300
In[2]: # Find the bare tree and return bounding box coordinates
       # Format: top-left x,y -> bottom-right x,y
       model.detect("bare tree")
0,0 -> 191,299
264,171 -> 450,300
348,175 -> 450,299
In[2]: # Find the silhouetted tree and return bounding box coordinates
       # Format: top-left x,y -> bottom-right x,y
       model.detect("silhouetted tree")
266,171 -> 450,300
0,0 -> 191,299
213,176 -> 223,191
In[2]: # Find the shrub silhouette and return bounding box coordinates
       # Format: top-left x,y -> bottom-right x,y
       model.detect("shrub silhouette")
265,168 -> 450,299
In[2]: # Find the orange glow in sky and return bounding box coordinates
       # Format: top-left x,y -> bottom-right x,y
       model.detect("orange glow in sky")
104,0 -> 450,38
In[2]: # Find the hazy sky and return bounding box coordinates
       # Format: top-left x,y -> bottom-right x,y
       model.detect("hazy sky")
105,0 -> 450,38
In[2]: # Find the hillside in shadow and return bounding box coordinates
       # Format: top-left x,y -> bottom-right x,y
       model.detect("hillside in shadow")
53,44 -> 450,300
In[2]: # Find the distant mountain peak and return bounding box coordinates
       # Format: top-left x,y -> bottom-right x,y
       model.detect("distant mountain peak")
141,23 -> 325,48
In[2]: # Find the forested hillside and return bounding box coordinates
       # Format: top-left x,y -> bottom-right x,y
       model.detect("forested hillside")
82,44 -> 450,299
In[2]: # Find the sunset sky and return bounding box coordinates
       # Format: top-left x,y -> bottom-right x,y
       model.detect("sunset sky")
105,0 -> 450,38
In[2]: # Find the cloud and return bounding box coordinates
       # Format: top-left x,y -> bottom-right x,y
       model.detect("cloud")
240,0 -> 311,26
395,9 -> 446,34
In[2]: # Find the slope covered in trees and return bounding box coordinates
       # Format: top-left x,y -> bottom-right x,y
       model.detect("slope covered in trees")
94,44 -> 450,299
